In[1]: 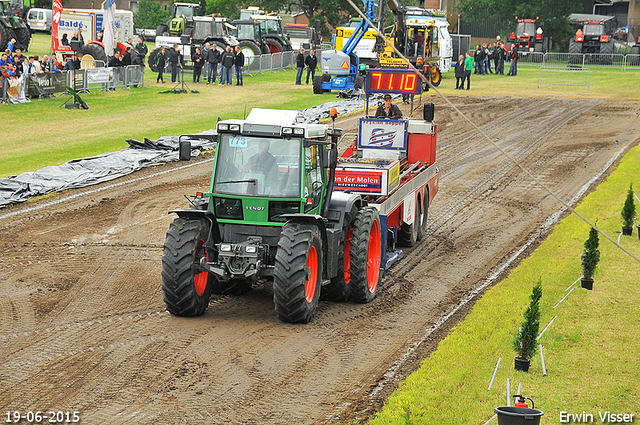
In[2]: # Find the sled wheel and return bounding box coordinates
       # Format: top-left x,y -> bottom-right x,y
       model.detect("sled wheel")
416,191 -> 429,241
430,67 -> 441,86
350,207 -> 382,303
162,218 -> 212,316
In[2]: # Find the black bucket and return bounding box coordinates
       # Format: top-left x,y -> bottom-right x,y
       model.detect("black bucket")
495,406 -> 544,425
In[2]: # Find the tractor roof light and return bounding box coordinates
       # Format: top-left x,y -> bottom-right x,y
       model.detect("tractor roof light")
293,128 -> 304,135
282,127 -> 293,135
229,124 -> 241,132
217,123 -> 229,131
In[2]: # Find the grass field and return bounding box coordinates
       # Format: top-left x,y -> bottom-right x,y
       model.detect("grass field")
366,145 -> 640,424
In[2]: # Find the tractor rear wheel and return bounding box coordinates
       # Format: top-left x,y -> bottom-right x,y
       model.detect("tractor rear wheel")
265,39 -> 284,54
599,41 -> 614,64
15,27 -> 31,51
161,218 -> 213,316
148,47 -> 162,72
631,45 -> 640,66
350,207 -> 382,304
239,40 -> 261,66
273,223 -> 323,323
312,75 -> 323,94
568,40 -> 583,64
79,44 -> 107,67
322,206 -> 358,302
0,25 -> 15,51
156,23 -> 169,37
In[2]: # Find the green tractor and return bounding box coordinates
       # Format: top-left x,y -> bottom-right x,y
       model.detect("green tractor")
162,94 -> 440,323
156,2 -> 202,37
162,108 -> 378,323
0,0 -> 31,51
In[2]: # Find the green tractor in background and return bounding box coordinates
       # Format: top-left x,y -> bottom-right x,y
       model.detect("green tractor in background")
0,0 -> 31,51
155,2 -> 202,37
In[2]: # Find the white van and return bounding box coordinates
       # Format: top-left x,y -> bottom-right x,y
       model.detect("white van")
27,8 -> 53,33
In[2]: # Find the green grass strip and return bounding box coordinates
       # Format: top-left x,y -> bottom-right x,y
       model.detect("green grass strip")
368,143 -> 640,424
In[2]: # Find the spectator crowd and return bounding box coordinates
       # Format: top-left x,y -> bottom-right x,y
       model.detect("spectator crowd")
151,43 -> 246,86
454,36 -> 520,90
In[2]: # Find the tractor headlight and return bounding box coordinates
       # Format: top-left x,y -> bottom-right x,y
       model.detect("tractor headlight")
293,128 -> 304,135
218,123 -> 229,131
282,127 -> 293,135
219,244 -> 232,252
229,124 -> 241,132
245,246 -> 257,253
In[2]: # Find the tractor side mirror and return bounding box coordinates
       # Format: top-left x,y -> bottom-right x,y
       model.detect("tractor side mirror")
179,140 -> 191,161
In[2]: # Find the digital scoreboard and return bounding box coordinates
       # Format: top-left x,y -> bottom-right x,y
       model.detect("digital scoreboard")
366,69 -> 423,95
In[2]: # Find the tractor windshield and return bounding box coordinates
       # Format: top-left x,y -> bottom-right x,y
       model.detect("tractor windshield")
516,22 -> 536,37
583,23 -> 604,36
213,134 -> 301,198
236,23 -> 256,40
174,5 -> 196,19
260,19 -> 282,35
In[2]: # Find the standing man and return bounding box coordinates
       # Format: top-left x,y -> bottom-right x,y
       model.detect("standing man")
169,44 -> 183,83
295,48 -> 305,85
204,43 -> 219,84
454,54 -> 464,89
508,43 -> 518,76
234,45 -> 244,86
305,49 -> 317,85
463,51 -> 474,90
192,46 -> 204,83
473,44 -> 483,75
220,45 -> 234,85
135,36 -> 148,66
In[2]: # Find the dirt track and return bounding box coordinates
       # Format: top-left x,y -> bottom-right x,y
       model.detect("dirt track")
1,96 -> 639,424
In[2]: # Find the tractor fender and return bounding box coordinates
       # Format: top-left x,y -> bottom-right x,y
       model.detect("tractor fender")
327,191 -> 366,230
170,208 -> 220,245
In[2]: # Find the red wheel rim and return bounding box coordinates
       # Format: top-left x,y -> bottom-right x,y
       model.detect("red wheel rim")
366,220 -> 381,293
344,227 -> 353,285
305,246 -> 318,303
267,42 -> 279,54
194,239 -> 208,296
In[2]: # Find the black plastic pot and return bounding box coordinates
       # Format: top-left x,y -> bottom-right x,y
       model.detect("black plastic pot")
622,226 -> 633,236
514,357 -> 530,372
495,406 -> 544,425
581,278 -> 594,290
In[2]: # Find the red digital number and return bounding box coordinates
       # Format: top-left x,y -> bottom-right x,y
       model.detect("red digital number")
371,72 -> 382,90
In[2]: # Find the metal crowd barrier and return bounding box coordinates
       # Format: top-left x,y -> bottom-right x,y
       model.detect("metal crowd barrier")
543,52 -> 624,69
623,54 -> 640,70
537,66 -> 591,89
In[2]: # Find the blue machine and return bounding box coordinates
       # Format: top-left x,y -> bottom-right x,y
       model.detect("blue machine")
312,0 -> 375,94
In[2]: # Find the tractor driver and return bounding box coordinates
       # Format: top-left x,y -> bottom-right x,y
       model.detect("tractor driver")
375,94 -> 402,120
243,139 -> 278,179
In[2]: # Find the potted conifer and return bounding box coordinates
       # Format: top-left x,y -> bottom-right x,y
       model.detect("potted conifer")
581,226 -> 600,290
513,279 -> 542,372
621,183 -> 635,236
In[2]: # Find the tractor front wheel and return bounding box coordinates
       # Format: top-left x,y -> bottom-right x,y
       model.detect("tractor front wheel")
273,223 -> 323,323
161,218 -> 212,316
350,207 -> 382,303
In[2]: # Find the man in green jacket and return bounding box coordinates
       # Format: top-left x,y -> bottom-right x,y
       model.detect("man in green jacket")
463,52 -> 474,90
